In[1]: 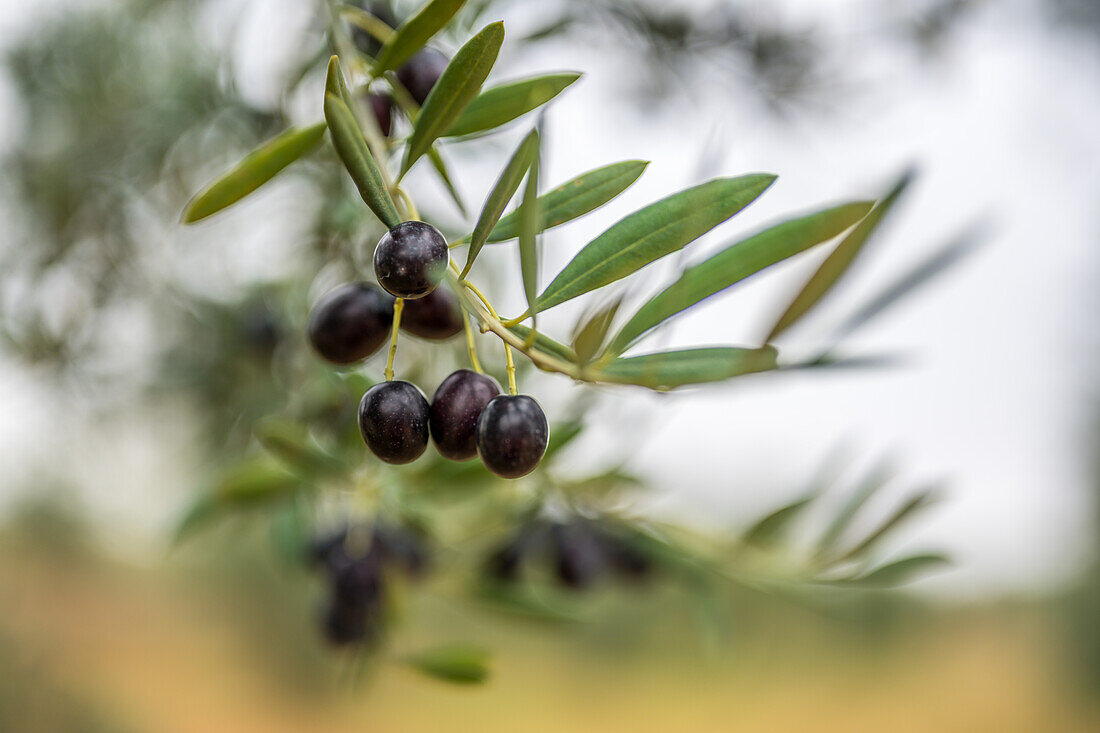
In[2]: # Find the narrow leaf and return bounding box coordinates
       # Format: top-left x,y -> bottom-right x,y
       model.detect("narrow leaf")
324,93 -> 402,229
766,169 -> 915,341
506,324 -> 576,363
593,346 -> 778,390
543,421 -> 584,462
325,55 -> 353,106
401,21 -> 505,177
832,224 -> 984,340
606,201 -> 872,356
405,644 -> 490,684
444,73 -> 581,137
571,298 -> 622,365
535,174 -> 776,314
741,494 -> 816,549
181,122 -> 327,223
517,150 -> 541,317
843,553 -> 951,587
428,146 -> 468,217
815,458 -> 896,557
462,129 -> 539,277
374,0 -> 467,75
486,159 -> 648,243
254,418 -> 344,476
836,487 -> 941,563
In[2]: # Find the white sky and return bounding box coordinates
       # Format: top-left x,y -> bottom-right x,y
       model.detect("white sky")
1,0 -> 1098,599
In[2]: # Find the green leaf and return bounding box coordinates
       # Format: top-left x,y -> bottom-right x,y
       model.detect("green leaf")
571,298 -> 622,365
401,21 -> 504,177
835,487 -> 941,564
254,418 -> 344,476
832,224 -> 984,341
606,201 -> 873,356
517,149 -> 541,319
323,92 -> 402,229
534,174 -> 776,314
181,122 -> 327,223
593,346 -> 778,390
814,458 -> 896,558
765,169 -> 915,341
506,324 -> 576,363
173,458 -> 303,543
543,421 -> 584,462
374,0 -> 467,75
463,129 -> 539,277
428,146 -> 468,217
741,493 -> 816,549
842,553 -> 951,587
444,72 -> 581,137
486,160 -> 648,243
405,644 -> 490,684
325,55 -> 353,106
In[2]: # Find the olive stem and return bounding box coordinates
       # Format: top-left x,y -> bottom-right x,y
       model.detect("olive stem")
384,297 -> 404,381
462,311 -> 484,374
504,343 -> 518,395
392,186 -> 419,221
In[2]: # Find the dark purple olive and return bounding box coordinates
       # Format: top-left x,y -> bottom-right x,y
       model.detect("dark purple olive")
400,286 -> 464,340
358,381 -> 430,464
373,221 -> 449,299
333,555 -> 383,605
308,282 -> 393,365
430,370 -> 501,461
320,598 -> 368,646
475,395 -> 548,478
365,91 -> 394,137
350,1 -> 397,57
553,521 -> 607,590
396,48 -> 448,105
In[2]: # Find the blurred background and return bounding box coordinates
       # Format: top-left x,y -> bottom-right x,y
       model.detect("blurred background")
1,0 -> 1099,730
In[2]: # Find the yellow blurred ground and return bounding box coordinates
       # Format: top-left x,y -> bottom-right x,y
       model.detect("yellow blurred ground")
2,530 -> 1098,733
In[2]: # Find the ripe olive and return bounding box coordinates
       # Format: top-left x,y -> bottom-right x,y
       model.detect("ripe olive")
358,381 -> 430,464
373,221 -> 449,299
307,282 -> 393,365
475,395 -> 549,478
400,286 -> 464,340
430,370 -> 501,461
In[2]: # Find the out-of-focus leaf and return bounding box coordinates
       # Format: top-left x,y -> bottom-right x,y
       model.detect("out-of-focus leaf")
506,324 -> 577,363
463,129 -> 539,277
172,458 -> 302,543
571,298 -> 622,365
543,421 -> 584,462
374,0 -> 466,75
840,553 -> 951,587
765,169 -> 914,341
401,22 -> 504,177
405,643 -> 490,684
814,458 -> 896,558
485,160 -> 648,243
339,5 -> 396,46
558,468 -> 643,500
181,122 -> 327,223
533,175 -> 776,314
778,352 -> 911,372
444,73 -> 580,137
324,92 -> 402,228
593,346 -> 778,390
270,499 -> 310,565
835,487 -> 941,563
475,583 -> 584,623
832,224 -> 984,341
741,493 -> 816,549
606,202 -> 872,356
517,148 -> 541,319
428,146 -> 468,217
254,418 -> 344,476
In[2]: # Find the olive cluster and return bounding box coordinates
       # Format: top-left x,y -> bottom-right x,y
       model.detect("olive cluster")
307,220 -> 548,478
487,518 -> 653,591
308,523 -> 428,646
